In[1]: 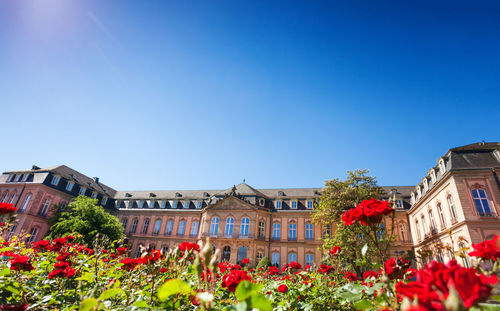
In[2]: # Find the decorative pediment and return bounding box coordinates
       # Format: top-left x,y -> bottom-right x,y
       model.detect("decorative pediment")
205,196 -> 258,212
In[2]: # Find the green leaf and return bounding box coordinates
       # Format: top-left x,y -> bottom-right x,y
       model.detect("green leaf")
250,293 -> 272,311
233,302 -> 248,311
157,279 -> 191,301
353,299 -> 373,310
361,243 -> 368,257
98,288 -> 123,301
235,280 -> 262,301
79,298 -> 97,311
0,267 -> 11,277
132,301 -> 150,308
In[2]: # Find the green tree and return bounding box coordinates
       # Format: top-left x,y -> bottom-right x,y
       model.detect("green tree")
49,196 -> 124,246
312,169 -> 388,275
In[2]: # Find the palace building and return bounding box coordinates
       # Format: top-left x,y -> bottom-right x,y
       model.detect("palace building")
1,142 -> 499,267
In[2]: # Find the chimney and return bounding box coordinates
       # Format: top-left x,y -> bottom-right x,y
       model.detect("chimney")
32,165 -> 41,170
93,177 -> 99,183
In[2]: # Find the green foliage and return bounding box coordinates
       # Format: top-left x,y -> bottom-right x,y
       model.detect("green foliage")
256,256 -> 271,270
48,196 -> 124,246
312,169 -> 387,273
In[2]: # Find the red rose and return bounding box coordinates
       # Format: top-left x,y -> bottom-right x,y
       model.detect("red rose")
0,202 -> 17,214
396,260 -> 498,310
116,247 -> 128,256
139,250 -> 162,264
64,235 -> 75,243
9,255 -> 34,271
329,246 -> 342,255
268,266 -> 280,275
383,257 -> 410,280
221,270 -> 251,292
241,258 -> 250,265
277,284 -> 288,293
48,267 -> 77,279
32,240 -> 51,252
119,257 -> 141,270
178,242 -> 200,253
0,304 -> 28,311
363,270 -> 379,280
469,235 -> 500,261
345,271 -> 359,281
287,261 -> 302,270
318,264 -> 334,274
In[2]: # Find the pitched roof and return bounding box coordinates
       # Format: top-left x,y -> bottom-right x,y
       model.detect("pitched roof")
214,183 -> 268,198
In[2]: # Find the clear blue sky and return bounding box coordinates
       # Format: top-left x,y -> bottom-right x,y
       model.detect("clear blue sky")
0,0 -> 499,191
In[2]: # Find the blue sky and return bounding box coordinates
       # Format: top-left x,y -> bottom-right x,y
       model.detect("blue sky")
0,0 -> 499,191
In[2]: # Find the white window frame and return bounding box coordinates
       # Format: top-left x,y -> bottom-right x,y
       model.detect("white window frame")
305,254 -> 314,265
291,200 -> 297,209
101,196 -> 108,205
306,200 -> 313,209
14,174 -> 22,182
240,217 -> 250,237
305,223 -> 314,240
225,217 -> 234,236
191,221 -> 199,236
272,223 -> 280,240
138,200 -> 144,208
276,200 -> 282,209
91,191 -> 98,199
20,194 -> 32,212
79,187 -> 87,196
7,174 -> 14,182
51,175 -> 60,186
21,173 -> 29,182
66,181 -> 74,191
210,217 -> 219,236
160,200 -> 166,209
178,220 -> 186,235
197,201 -> 202,209
184,200 -> 189,209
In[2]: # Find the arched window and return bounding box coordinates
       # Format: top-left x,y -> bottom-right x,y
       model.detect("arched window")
472,189 -> 493,216
210,217 -> 219,236
447,195 -> 457,221
415,220 -> 421,241
399,223 -> 407,242
240,217 -> 249,237
38,197 -> 52,217
272,223 -> 280,240
222,246 -> 231,262
153,219 -> 162,235
256,251 -> 264,263
141,219 -> 150,234
135,244 -> 144,258
1,191 -> 8,202
288,222 -> 297,241
428,209 -> 437,232
271,252 -> 280,266
121,217 -> 128,229
258,221 -> 266,238
165,220 -> 174,235
421,214 -> 428,236
437,203 -> 446,228
161,245 -> 169,254
20,193 -> 32,213
305,254 -> 314,265
305,223 -> 314,240
224,217 -> 234,237
190,221 -> 199,237
7,224 -> 17,240
130,218 -> 138,233
437,250 -> 444,263
237,246 -> 247,263
288,252 -> 297,263
178,220 -> 186,236
26,227 -> 39,243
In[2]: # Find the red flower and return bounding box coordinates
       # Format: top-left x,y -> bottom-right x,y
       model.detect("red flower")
241,258 -> 249,265
139,250 -> 162,264
287,261 -> 302,270
0,304 -> 27,311
268,266 -> 280,275
54,261 -> 71,270
218,262 -> 231,273
0,202 -> 16,214
64,235 -> 75,243
383,257 -> 410,280
48,267 -> 77,279
469,235 -> 500,261
345,271 -> 359,281
116,247 -> 129,256
318,264 -> 334,274
9,255 -> 34,271
32,240 -> 51,252
56,252 -> 72,262
396,260 -> 498,310
362,270 -> 379,280
178,242 -> 200,253
120,258 -> 141,270
342,199 -> 392,226
221,270 -> 251,292
277,284 -> 288,293
329,246 -> 342,255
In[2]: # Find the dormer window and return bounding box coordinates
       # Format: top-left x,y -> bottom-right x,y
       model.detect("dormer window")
66,182 -> 74,192
278,191 -> 284,196
197,201 -> 202,209
291,201 -> 297,209
439,159 -> 446,174
203,192 -> 210,197
91,191 -> 98,199
149,200 -> 155,208
115,200 -> 121,208
51,175 -> 60,186
21,173 -> 29,182
259,198 -> 265,206
79,187 -> 86,196
15,174 -> 22,182
276,201 -> 282,209
307,200 -> 313,209
138,200 -> 144,208
7,174 -> 14,182
101,196 -> 108,205
417,186 -> 422,198
411,193 -> 415,204
172,201 -> 178,209
175,192 -> 182,198
423,179 -> 429,191
431,169 -> 437,183
184,200 -> 190,209
396,200 -> 403,209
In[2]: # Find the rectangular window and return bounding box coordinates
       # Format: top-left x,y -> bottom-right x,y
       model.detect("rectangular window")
271,253 -> 280,265
173,201 -> 178,209
66,182 -> 74,191
7,224 -> 17,240
307,201 -> 313,209
160,201 -> 166,209
305,223 -> 314,240
272,223 -> 280,240
197,201 -> 202,209
472,189 -> 493,216
240,218 -> 249,237
184,201 -> 189,209
121,218 -> 128,229
153,219 -> 162,234
51,175 -> 60,185
91,192 -> 98,199
289,223 -> 297,240
138,200 -> 144,208
101,197 -> 108,205
306,254 -> 314,265
9,194 -> 16,204
178,221 -> 186,235
276,201 -> 282,209
165,220 -> 174,235
26,227 -> 38,243
130,219 -> 138,233
191,221 -> 199,236
79,187 -> 86,196
210,217 -> 219,236
396,200 -> 403,208
21,173 -> 29,182
291,201 -> 297,209
288,253 -> 297,263
38,198 -> 51,217
15,174 -> 22,182
415,220 -> 421,241
7,174 -> 14,182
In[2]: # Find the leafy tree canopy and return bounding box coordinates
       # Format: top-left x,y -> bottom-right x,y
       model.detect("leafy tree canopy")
49,196 -> 124,246
312,169 -> 388,274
